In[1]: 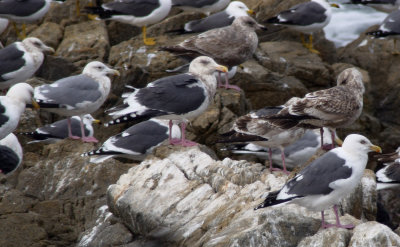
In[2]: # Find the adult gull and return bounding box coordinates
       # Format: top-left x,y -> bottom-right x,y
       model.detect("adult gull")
0,133 -> 23,175
375,147 -> 400,190
254,134 -> 382,229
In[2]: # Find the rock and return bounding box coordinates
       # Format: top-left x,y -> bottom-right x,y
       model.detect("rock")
28,22 -> 63,49
56,21 -> 109,66
297,228 -> 351,247
349,221 -> 400,247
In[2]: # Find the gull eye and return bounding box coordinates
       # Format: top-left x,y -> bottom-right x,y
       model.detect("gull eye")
200,60 -> 210,65
360,140 -> 366,144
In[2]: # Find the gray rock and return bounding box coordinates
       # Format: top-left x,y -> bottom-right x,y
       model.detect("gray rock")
349,221 -> 400,247
297,228 -> 351,247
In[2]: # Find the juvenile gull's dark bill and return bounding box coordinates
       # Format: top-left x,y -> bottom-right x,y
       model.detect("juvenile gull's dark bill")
106,56 -> 228,147
34,61 -> 119,143
254,134 -> 382,229
85,0 -> 172,45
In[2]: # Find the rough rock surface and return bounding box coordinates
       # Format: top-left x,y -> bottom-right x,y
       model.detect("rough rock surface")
0,0 -> 399,246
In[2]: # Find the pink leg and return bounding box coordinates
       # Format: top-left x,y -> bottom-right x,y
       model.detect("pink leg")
217,72 -> 241,91
67,117 -> 81,140
269,147 -> 290,174
168,120 -> 174,144
79,117 -> 98,143
170,122 -> 197,147
321,205 -> 354,229
330,130 -> 336,150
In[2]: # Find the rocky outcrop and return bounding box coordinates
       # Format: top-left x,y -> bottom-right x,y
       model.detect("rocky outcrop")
0,0 -> 399,246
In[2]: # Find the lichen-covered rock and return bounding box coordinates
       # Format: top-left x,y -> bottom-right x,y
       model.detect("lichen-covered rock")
348,222 -> 400,247
28,22 -> 63,49
297,228 -> 352,247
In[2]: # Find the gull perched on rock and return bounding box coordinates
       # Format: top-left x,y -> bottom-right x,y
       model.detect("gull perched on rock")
0,133 -> 23,174
0,0 -> 53,39
374,147 -> 400,190
179,1 -> 253,33
82,119 -> 180,163
266,68 -> 364,150
171,0 -> 230,15
218,104 -> 306,174
0,37 -> 54,91
21,114 -> 100,144
85,0 -> 172,46
366,9 -> 400,55
0,83 -> 39,140
266,0 -> 339,54
106,56 -> 228,147
255,134 -> 382,229
34,61 -> 120,143
161,16 -> 265,91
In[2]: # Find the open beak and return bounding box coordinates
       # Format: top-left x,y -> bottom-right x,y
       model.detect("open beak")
107,69 -> 120,77
216,65 -> 228,73
92,119 -> 102,124
370,145 -> 382,153
31,99 -> 40,109
247,9 -> 255,15
330,3 -> 340,8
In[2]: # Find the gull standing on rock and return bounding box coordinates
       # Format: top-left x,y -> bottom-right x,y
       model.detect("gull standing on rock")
265,68 -> 364,150
171,0 -> 230,15
266,0 -> 339,54
34,61 -> 120,143
82,119 -> 181,163
179,1 -> 254,33
0,133 -> 23,174
0,83 -> 39,140
0,0 -> 53,39
218,104 -> 306,174
161,16 -> 265,91
21,114 -> 100,144
367,9 -> 400,55
106,56 -> 228,147
255,134 -> 382,229
0,37 -> 54,91
85,0 -> 172,46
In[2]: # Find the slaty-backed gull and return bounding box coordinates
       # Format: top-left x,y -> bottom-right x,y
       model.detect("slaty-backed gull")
106,56 -> 228,147
266,0 -> 339,54
375,148 -> 400,190
0,37 -> 54,90
0,83 -> 39,140
85,0 -> 172,45
0,133 -> 23,174
82,119 -> 180,163
255,134 -> 382,229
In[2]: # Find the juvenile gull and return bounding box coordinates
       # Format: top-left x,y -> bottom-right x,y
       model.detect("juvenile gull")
218,104 -> 306,174
0,83 -> 39,140
0,37 -> 54,90
161,16 -> 265,90
366,9 -> 400,54
254,134 -> 382,229
85,0 -> 172,45
172,0 -> 230,15
0,0 -> 53,39
266,68 -> 364,150
106,56 -> 228,147
375,147 -> 400,190
180,1 -> 253,33
34,61 -> 119,143
266,0 -> 339,54
0,18 -> 9,48
225,127 -> 339,170
21,114 -> 100,144
82,119 -> 180,163
0,133 -> 23,174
